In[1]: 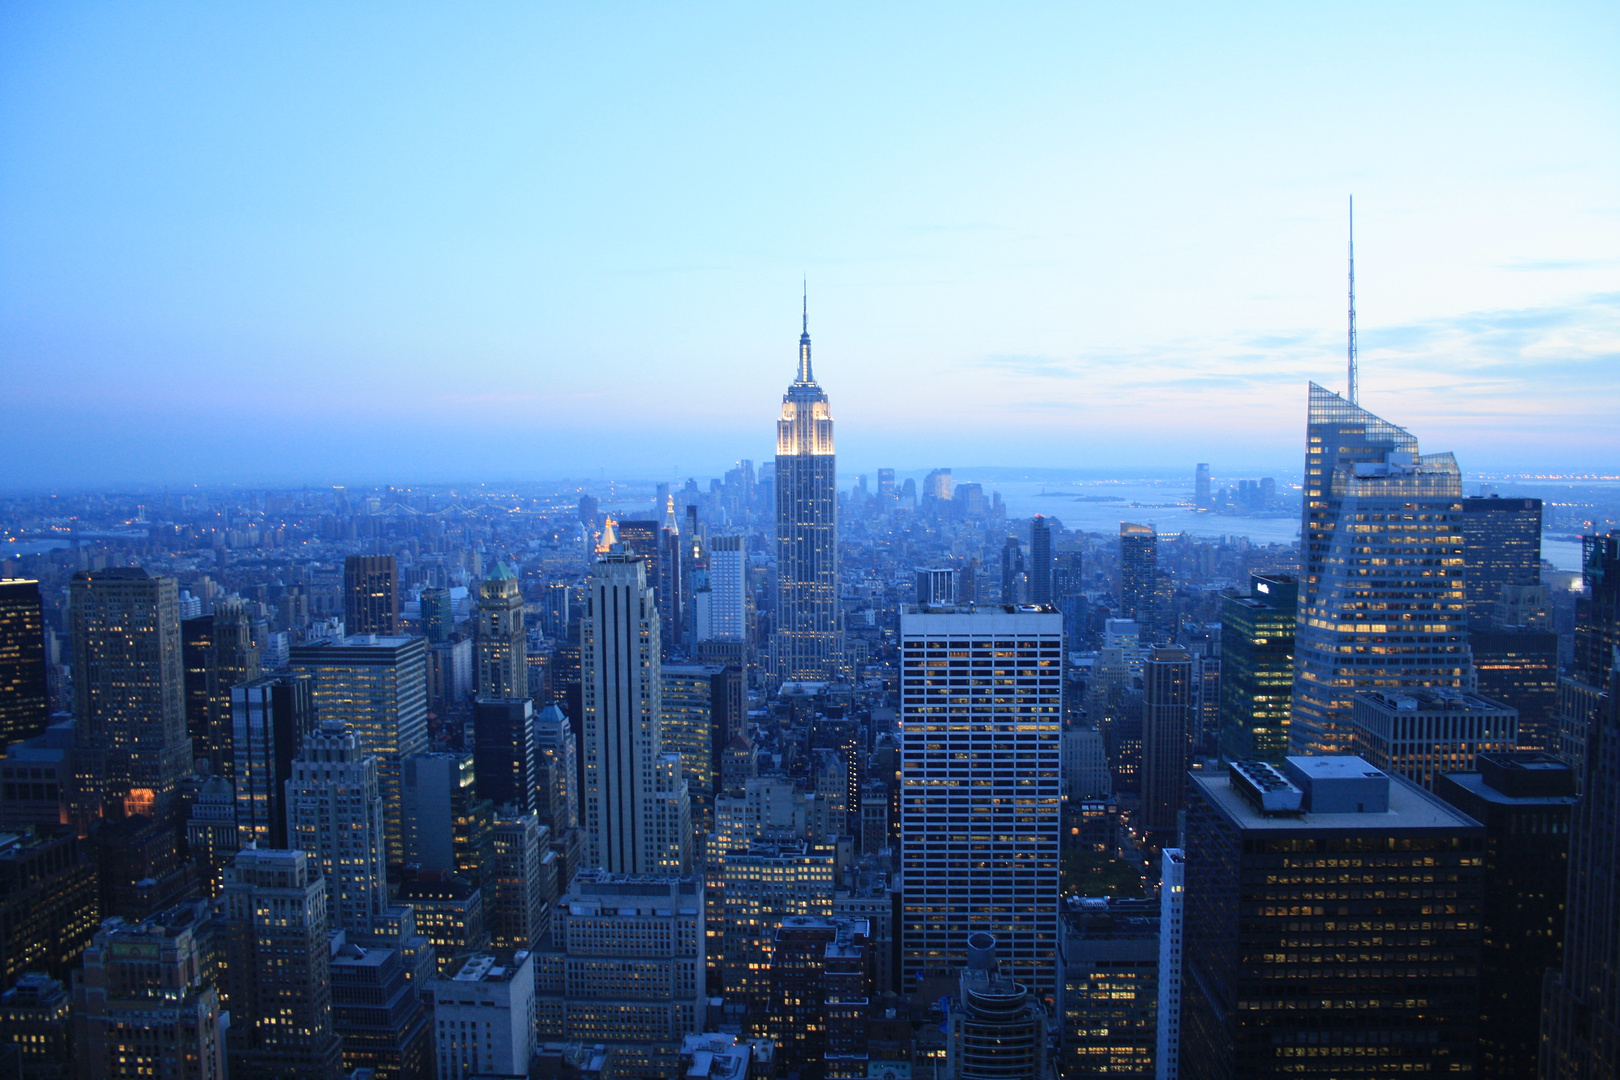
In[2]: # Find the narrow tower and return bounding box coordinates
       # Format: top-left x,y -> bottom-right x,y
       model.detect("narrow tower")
774,289 -> 841,682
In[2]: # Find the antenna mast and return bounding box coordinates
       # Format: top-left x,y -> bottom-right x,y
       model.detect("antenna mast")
1347,195 -> 1358,405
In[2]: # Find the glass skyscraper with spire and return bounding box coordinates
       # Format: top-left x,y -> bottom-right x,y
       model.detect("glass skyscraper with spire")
1291,383 -> 1473,755
773,297 -> 841,682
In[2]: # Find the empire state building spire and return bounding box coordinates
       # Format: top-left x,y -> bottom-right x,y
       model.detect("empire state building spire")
797,281 -> 814,384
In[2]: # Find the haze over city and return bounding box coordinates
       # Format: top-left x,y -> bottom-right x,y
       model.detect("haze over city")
3,2 -> 1618,487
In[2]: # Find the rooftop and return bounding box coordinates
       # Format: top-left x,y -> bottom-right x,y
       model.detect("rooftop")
1193,769 -> 1479,833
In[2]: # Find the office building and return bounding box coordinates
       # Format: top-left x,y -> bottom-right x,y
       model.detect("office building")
286,720 -> 387,932
719,838 -> 835,1018
231,674 -> 313,850
662,663 -> 737,846
420,586 -> 453,645
1182,757 -> 1484,1078
1432,752 -> 1575,1080
428,951 -> 535,1080
0,972 -> 72,1079
900,604 -> 1062,1000
1461,496 -> 1543,627
1350,688 -> 1517,790
402,751 -> 493,889
206,598 -> 260,776
1194,464 -> 1211,511
705,534 -> 747,643
186,775 -> 240,896
1141,648 -> 1193,840
476,563 -> 527,697
536,869 -> 706,1080
330,942 -> 431,1080
1031,516 -> 1054,605
1541,670 -> 1620,1079
534,702 -> 582,886
472,696 -> 536,813
0,830 -> 99,988
344,554 -> 399,636
617,519 -> 684,659
944,933 -> 1049,1080
1217,574 -> 1296,764
762,915 -> 871,1080
1292,384 -> 1472,756
490,810 -> 555,951
69,568 -> 193,826
1059,897 -> 1159,1080
427,636 -> 473,713
1574,532 -> 1619,688
0,579 -> 49,749
290,634 -> 428,866
1470,628 -> 1559,752
1119,524 -> 1158,639
398,870 -> 487,971
581,534 -> 691,875
221,847 -> 344,1080
774,299 -> 841,683
1157,850 -> 1184,1080
71,901 -> 227,1080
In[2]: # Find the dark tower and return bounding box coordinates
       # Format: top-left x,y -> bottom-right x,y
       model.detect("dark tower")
0,579 -> 50,748
343,554 -> 399,636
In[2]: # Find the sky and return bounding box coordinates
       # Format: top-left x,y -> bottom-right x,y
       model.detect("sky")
2,2 -> 1617,489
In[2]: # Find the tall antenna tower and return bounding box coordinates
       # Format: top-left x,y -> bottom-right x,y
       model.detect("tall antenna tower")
1347,195 -> 1358,405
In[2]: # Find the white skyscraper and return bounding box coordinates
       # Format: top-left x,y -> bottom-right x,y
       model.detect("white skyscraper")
705,534 -> 747,642
286,719 -> 387,932
582,528 -> 691,875
900,603 -> 1063,1000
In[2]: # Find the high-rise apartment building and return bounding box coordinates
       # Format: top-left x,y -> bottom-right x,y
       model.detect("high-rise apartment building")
0,579 -> 49,749
231,674 -> 313,850
1461,496 -> 1543,627
1141,647 -> 1193,839
774,301 -> 841,683
1217,574 -> 1296,763
1183,757 -> 1484,1078
1119,524 -> 1158,639
900,604 -> 1062,1000
1031,516 -> 1054,605
344,554 -> 399,635
476,563 -> 526,697
581,537 -> 691,875
1433,752 -> 1575,1080
286,720 -> 388,932
290,634 -> 428,866
221,847 -> 344,1080
1292,384 -> 1472,756
69,568 -> 193,826
72,901 -> 227,1080
472,696 -> 536,813
536,869 -> 706,1079
1541,670 -> 1620,1079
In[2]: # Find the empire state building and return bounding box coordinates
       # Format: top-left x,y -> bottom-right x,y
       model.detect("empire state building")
774,296 -> 841,682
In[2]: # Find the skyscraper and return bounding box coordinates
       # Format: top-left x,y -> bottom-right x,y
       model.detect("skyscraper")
0,579 -> 49,750
1461,496 -> 1543,627
581,533 -> 691,875
1030,516 -> 1053,605
472,696 -> 537,813
1541,669 -> 1620,1079
221,847 -> 344,1080
208,597 -> 261,777
1141,646 -> 1193,840
1292,384 -> 1472,755
420,585 -> 454,645
476,563 -> 526,697
402,750 -> 494,890
231,674 -> 314,850
1183,758 -> 1484,1078
774,297 -> 840,683
617,520 -> 684,659
704,534 -> 747,643
344,554 -> 399,635
286,720 -> 388,932
1000,536 -> 1026,604
1119,524 -> 1158,639
1217,573 -> 1296,763
290,634 -> 428,866
900,604 -> 1062,1000
69,567 -> 193,825
1194,464 -> 1211,511
489,810 -> 554,952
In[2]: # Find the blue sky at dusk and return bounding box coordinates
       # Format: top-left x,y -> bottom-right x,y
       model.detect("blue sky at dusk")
2,2 -> 1617,487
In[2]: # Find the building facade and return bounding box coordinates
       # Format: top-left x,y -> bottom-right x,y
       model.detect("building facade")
1217,574 -> 1296,764
476,563 -> 526,697
0,579 -> 50,750
343,554 -> 398,636
286,720 -> 388,932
